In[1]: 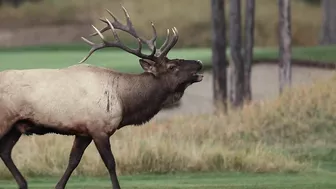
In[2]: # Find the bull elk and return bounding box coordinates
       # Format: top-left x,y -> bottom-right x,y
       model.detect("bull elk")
0,6 -> 203,189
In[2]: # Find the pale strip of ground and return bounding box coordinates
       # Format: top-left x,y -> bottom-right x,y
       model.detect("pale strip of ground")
155,63 -> 336,120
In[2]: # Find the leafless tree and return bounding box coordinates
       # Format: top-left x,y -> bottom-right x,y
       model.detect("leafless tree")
229,0 -> 244,107
211,0 -> 228,112
278,0 -> 292,93
243,0 -> 255,101
320,0 -> 336,45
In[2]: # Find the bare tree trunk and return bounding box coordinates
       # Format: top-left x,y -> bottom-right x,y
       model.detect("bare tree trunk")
320,0 -> 336,45
278,0 -> 292,94
229,0 -> 244,108
243,0 -> 255,101
211,0 -> 228,113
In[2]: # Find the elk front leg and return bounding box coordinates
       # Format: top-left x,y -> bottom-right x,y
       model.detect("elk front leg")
0,128 -> 26,189
55,136 -> 92,189
92,133 -> 121,189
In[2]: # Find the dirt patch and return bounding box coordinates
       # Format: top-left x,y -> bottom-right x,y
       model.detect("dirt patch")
254,58 -> 336,69
155,62 -> 336,120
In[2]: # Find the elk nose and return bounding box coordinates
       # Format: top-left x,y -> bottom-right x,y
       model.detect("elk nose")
196,60 -> 203,71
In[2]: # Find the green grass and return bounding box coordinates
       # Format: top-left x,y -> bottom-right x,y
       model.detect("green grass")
0,48 -> 212,73
253,45 -> 336,63
1,45 -> 336,74
1,172 -> 336,189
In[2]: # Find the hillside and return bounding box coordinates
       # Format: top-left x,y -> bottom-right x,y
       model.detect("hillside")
0,0 -> 322,48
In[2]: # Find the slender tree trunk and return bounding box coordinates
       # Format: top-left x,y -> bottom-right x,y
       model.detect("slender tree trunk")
211,0 -> 228,113
229,0 -> 244,108
320,0 -> 336,45
243,0 -> 255,101
278,0 -> 292,94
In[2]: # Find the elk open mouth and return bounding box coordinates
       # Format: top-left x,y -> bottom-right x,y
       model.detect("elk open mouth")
193,72 -> 204,82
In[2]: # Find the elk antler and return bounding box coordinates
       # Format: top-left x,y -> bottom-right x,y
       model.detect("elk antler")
79,5 -> 179,64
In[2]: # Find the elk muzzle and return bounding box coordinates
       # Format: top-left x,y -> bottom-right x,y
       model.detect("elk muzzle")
192,60 -> 203,82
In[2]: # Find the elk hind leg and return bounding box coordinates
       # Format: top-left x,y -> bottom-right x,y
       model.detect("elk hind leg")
92,133 -> 121,189
0,127 -> 27,189
55,136 -> 92,189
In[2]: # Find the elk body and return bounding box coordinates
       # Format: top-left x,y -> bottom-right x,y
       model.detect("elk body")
0,6 -> 203,189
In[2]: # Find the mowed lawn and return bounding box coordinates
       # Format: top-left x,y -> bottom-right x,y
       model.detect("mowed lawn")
1,45 -> 336,72
0,48 -> 212,73
1,172 -> 336,189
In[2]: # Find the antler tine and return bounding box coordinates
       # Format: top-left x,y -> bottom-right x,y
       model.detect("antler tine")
106,8 -> 119,22
88,18 -> 109,37
79,5 -> 178,63
147,22 -> 157,56
91,6 -> 157,55
79,17 -> 151,63
79,25 -> 109,63
104,18 -> 145,57
89,9 -> 124,37
158,27 -> 179,58
120,5 -> 157,55
78,36 -> 106,64
121,5 -> 132,30
156,29 -> 170,56
171,27 -> 179,46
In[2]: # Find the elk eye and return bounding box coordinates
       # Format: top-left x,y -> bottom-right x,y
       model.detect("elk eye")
168,65 -> 176,70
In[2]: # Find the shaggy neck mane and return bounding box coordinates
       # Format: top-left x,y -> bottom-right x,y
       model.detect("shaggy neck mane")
114,72 -> 170,127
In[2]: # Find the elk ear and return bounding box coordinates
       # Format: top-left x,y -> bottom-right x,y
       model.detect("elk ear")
139,59 -> 158,76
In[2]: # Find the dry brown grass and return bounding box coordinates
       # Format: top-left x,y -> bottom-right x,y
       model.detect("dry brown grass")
1,72 -> 336,178
0,0 -> 322,47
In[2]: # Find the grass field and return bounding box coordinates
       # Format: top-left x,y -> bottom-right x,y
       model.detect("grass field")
2,172 -> 336,189
0,48 -> 211,73
1,45 -> 336,73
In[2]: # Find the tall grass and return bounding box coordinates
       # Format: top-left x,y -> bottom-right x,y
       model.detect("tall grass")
1,72 -> 336,178
0,0 -> 322,47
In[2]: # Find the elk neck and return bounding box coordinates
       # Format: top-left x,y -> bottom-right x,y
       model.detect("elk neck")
114,72 -> 171,127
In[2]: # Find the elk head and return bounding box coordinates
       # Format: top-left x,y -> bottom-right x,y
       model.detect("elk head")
79,6 -> 203,93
